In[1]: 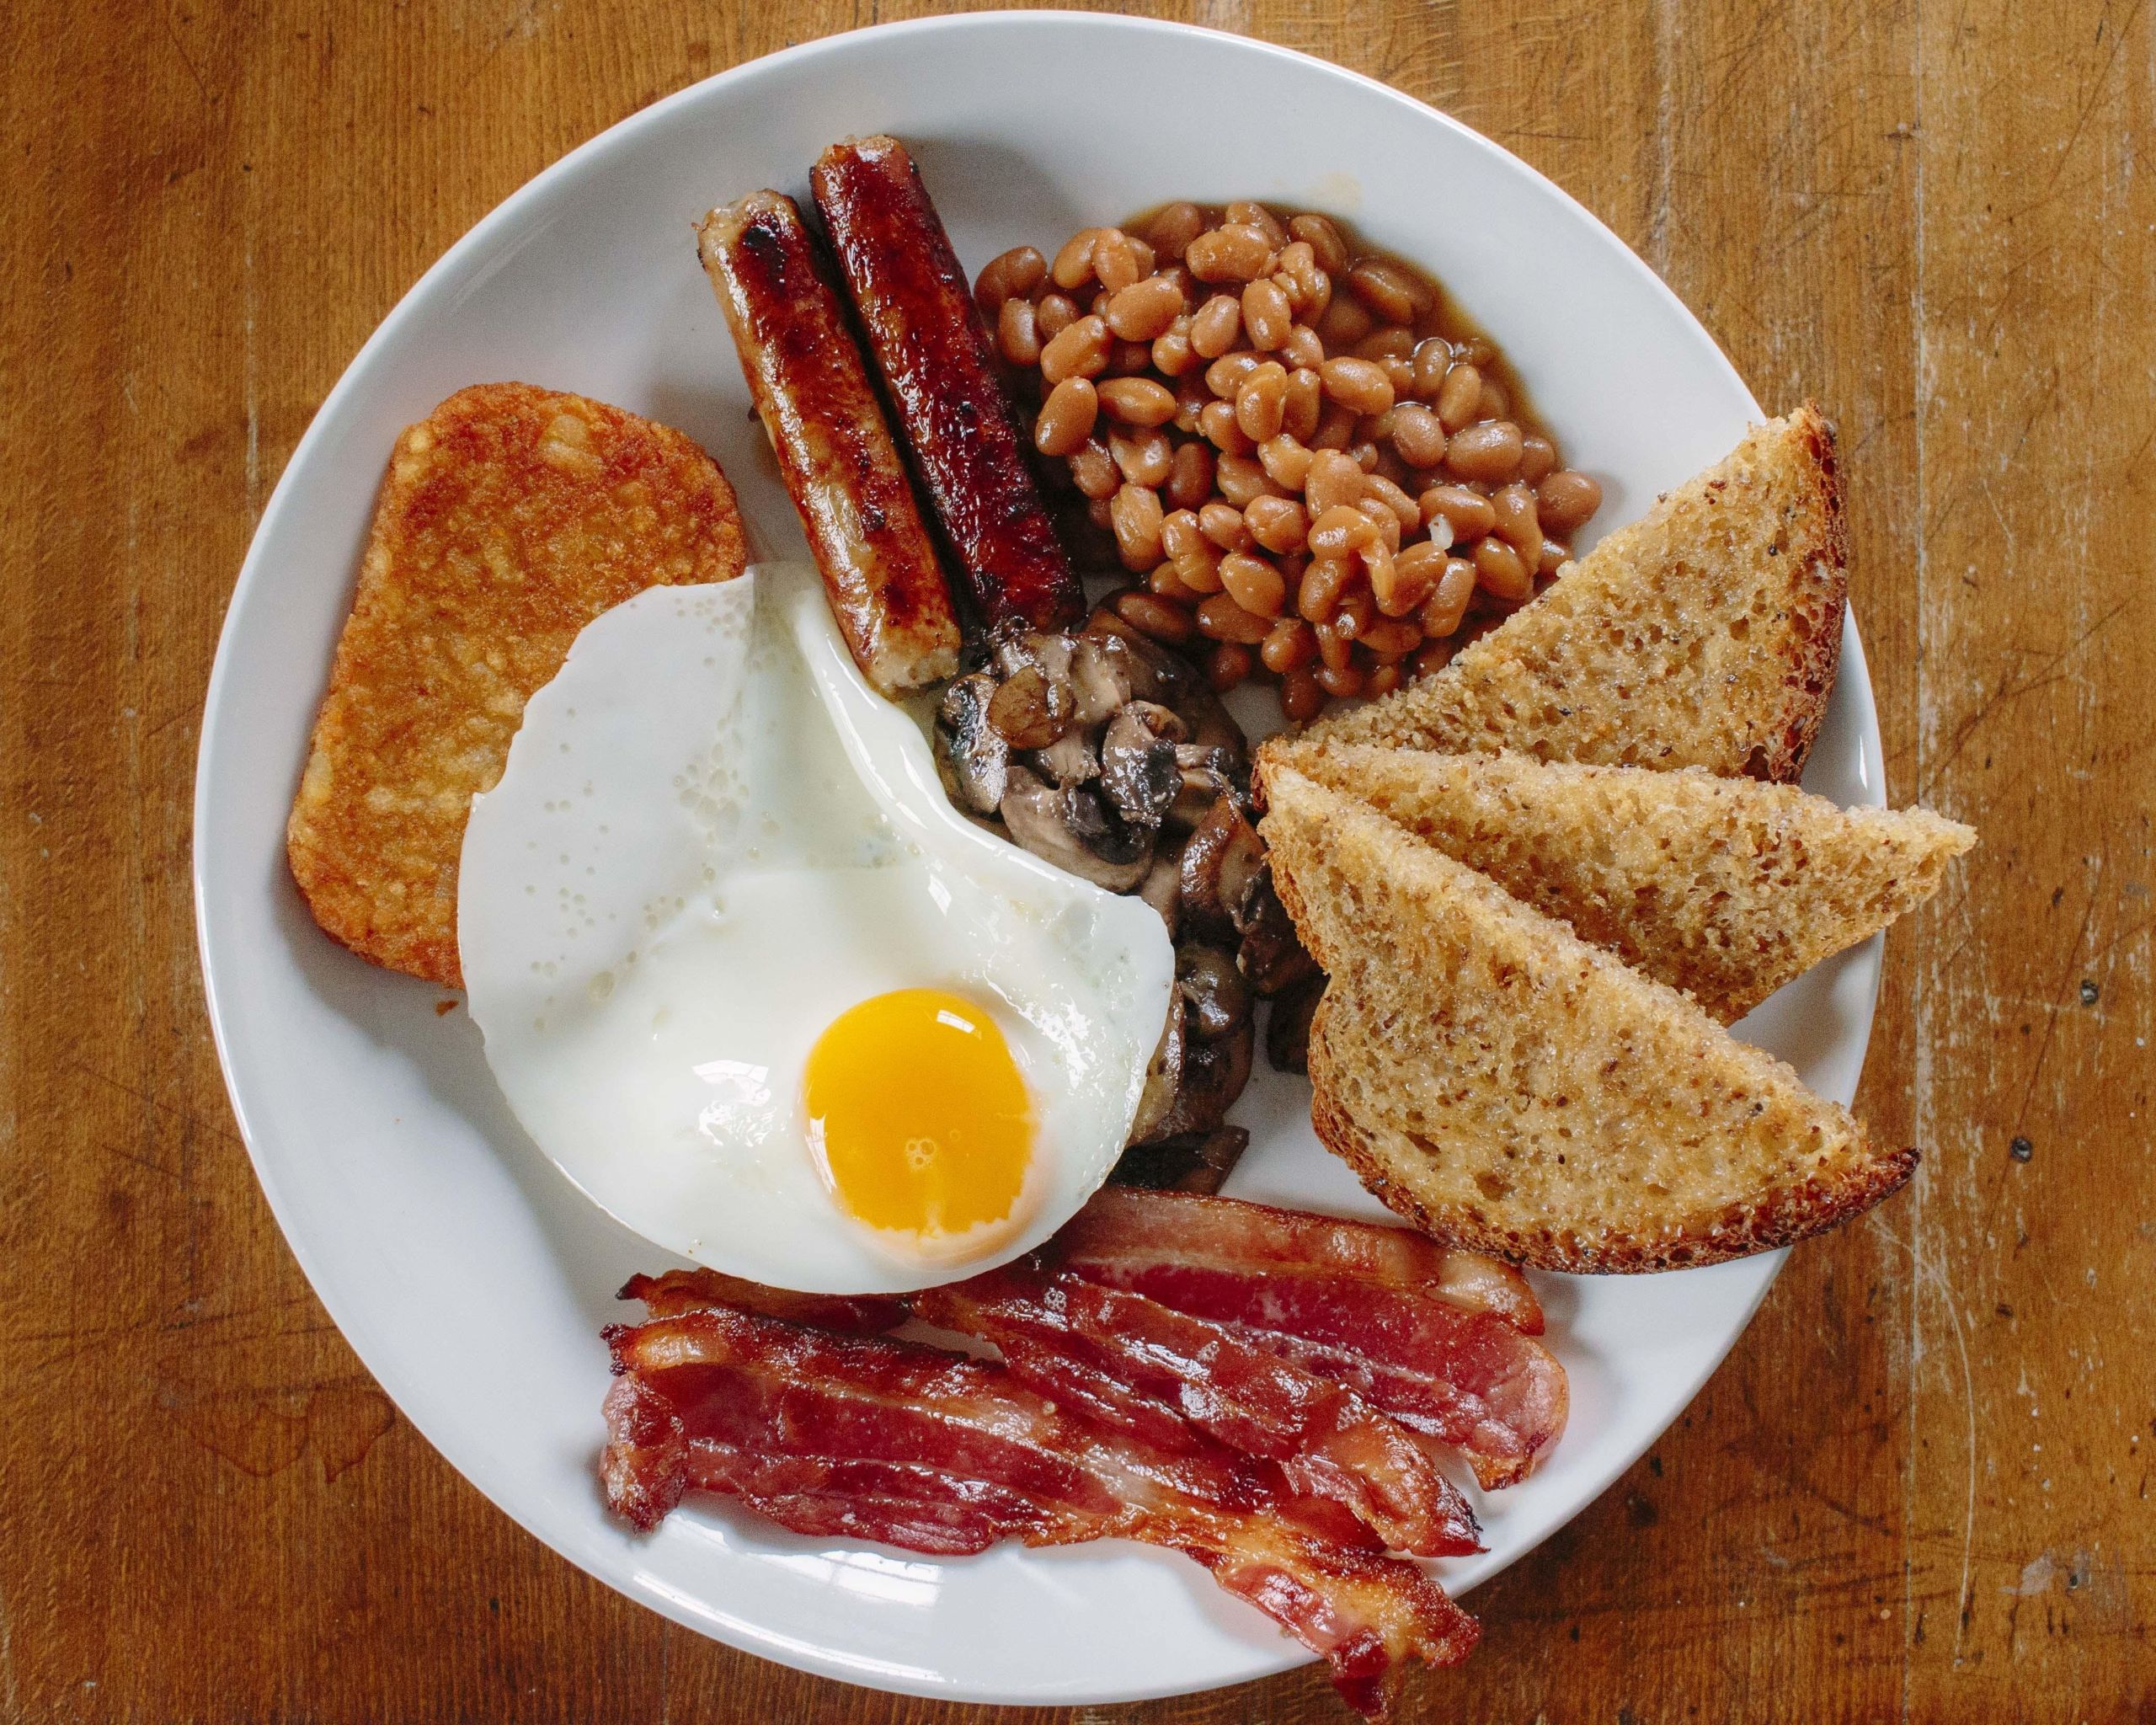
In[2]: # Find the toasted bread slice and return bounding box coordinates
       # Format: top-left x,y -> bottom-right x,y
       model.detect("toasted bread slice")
1258,745 -> 1974,1023
287,383 -> 749,986
1261,767 -> 1915,1271
1300,405 -> 1846,782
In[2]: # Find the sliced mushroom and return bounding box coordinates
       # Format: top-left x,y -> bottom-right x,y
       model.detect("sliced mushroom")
1235,862 -> 1321,996
1034,727 -> 1099,787
1179,796 -> 1267,943
1176,942 -> 1250,1042
999,767 -> 1152,892
1265,973 -> 1325,1073
934,672 -> 1009,815
1167,760 -> 1240,832
1107,1124 -> 1251,1194
1100,703 -> 1186,830
989,665 -> 1076,749
1172,681 -> 1251,777
1081,607 -> 1187,703
1138,846 -> 1182,937
1127,990 -> 1187,1146
1154,1012 -> 1254,1140
1067,634 -> 1134,728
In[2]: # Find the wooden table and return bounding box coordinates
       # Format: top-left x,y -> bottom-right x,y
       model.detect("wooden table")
4,0 -> 2150,1718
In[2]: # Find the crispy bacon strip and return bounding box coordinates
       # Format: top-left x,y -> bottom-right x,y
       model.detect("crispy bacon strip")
619,1268 -> 905,1334
603,1307 -> 1475,1715
811,136 -> 1085,633
915,1265 -> 1481,1557
1056,1188 -> 1567,1488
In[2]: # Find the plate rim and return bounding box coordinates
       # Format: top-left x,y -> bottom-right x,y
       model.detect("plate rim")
194,9 -> 1881,1705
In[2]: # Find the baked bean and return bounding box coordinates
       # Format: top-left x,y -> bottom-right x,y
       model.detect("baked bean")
1273,240 -> 1320,307
1235,363 -> 1288,441
1380,355 -> 1416,398
1320,357 -> 1396,417
997,296 -> 1043,367
1309,404 -> 1358,451
1348,439 -> 1380,474
1243,494 -> 1309,555
1041,315 -> 1111,385
1315,294 -> 1373,349
1354,496 -> 1402,553
1305,449 -> 1368,515
1378,403 -> 1448,469
1283,368 -> 1322,441
1364,661 -> 1403,697
1536,469 -> 1604,534
1359,617 -> 1422,660
1445,419 -> 1524,483
1354,327 -> 1417,362
1036,292 -> 1079,339
1035,377 -> 1098,457
1199,499 -> 1252,552
1299,555 -> 1352,623
1457,334 -> 1497,368
1274,664 -> 1323,722
1146,202 -> 1208,262
1166,441 -> 1216,511
1260,617 -> 1318,674
1219,551 -> 1287,618
1173,539 -> 1226,593
1476,376 -> 1510,421
1051,229 -> 1100,291
1189,295 -> 1243,360
1412,638 -> 1457,680
1204,351 -> 1263,399
1208,639 -> 1254,692
1519,435 -> 1557,486
1364,473 -> 1422,533
1110,483 -> 1166,569
1420,483 -> 1496,542
1215,452 -> 1277,508
1435,362 -> 1483,431
1186,223 -> 1276,283
1091,229 -> 1142,294
1241,278 -> 1294,350
1259,433 -> 1315,490
975,245 -> 1048,314
1419,558 -> 1478,637
1194,591 -> 1273,644
1199,399 -> 1255,456
1114,587 -> 1194,644
1537,538 -> 1569,579
1106,275 -> 1187,342
1346,258 -> 1430,323
1412,338 -> 1454,399
1284,212 -> 1349,275
1490,482 -> 1544,564
1315,617 -> 1358,676
1111,427 -> 1174,488
1225,200 -> 1286,248
1149,559 -> 1198,601
1106,339 -> 1154,377
1097,377 -> 1179,427
1161,508 -> 1207,563
1069,436 -> 1119,499
1172,372 -> 1210,434
1151,322 -> 1198,377
1308,503 -> 1380,558
1472,533 -> 1534,603
1374,538 -> 1448,616
1281,324 -> 1326,371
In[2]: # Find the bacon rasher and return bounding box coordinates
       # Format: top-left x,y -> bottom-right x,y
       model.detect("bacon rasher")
914,1265 -> 1481,1558
601,1305 -> 1476,1716
1054,1188 -> 1568,1488
617,1267 -> 905,1334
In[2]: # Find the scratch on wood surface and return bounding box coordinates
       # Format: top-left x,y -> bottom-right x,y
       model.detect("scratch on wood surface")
1648,0 -> 1676,273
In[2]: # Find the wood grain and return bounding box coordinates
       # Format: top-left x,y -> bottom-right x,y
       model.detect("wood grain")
3,1 -> 2150,1719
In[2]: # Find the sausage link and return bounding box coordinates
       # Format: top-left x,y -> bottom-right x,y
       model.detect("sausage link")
698,193 -> 962,696
811,136 -> 1086,633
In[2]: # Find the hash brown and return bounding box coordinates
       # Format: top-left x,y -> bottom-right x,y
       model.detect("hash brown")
286,382 -> 749,986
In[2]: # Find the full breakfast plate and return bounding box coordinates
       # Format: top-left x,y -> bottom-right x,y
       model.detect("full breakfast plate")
195,12 -> 1914,1710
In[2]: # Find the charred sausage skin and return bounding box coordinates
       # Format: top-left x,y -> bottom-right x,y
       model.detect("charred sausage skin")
812,136 -> 1086,634
698,191 -> 963,696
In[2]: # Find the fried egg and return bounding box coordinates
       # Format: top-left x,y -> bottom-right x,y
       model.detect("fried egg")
456,563 -> 1174,1293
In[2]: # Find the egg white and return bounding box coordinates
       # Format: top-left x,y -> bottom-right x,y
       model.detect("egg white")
456,564 -> 1176,1294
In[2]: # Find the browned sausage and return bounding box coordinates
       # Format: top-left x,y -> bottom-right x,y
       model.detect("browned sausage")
811,136 -> 1086,635
697,192 -> 962,697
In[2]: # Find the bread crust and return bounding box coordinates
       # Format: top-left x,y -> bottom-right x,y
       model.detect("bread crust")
286,382 -> 747,986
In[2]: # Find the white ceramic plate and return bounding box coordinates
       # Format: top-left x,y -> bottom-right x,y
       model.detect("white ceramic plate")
195,13 -> 1883,1706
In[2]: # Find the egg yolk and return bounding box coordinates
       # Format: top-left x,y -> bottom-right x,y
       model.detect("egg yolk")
803,989 -> 1035,1242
